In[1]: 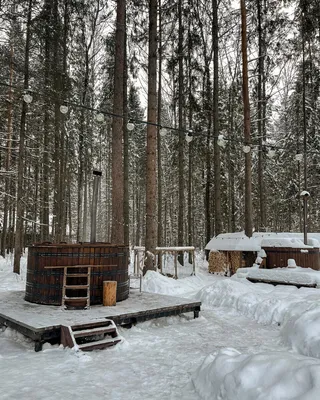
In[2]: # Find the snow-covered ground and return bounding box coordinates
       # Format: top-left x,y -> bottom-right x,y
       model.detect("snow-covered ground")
1,252 -> 320,399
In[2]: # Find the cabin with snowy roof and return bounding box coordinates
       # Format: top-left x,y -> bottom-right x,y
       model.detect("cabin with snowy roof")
205,232 -> 320,275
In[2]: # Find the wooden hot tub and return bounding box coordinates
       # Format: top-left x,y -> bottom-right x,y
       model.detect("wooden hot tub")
25,243 -> 129,305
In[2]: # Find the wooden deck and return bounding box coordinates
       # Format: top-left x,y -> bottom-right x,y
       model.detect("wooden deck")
0,289 -> 201,351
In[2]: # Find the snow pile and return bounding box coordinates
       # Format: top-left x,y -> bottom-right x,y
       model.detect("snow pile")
192,348 -> 320,400
2,250 -> 320,399
246,267 -> 318,287
196,277 -> 320,358
142,270 -> 222,297
261,237 -> 313,248
205,231 -> 320,252
0,254 -> 27,291
205,231 -> 261,251
283,306 -> 320,358
141,268 -> 320,359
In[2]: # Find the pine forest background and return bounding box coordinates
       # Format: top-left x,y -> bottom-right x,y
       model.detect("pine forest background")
0,0 -> 320,272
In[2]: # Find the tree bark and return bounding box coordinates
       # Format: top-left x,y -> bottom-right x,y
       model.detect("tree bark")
144,0 -> 158,273
157,0 -> 163,248
1,42 -> 14,257
257,0 -> 266,230
13,0 -> 33,274
240,0 -> 253,237
178,0 -> 184,264
111,0 -> 125,244
213,0 -> 222,235
123,10 -> 129,246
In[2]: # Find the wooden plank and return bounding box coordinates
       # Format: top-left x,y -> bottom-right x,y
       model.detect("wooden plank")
44,264 -> 117,269
73,326 -> 116,338
65,285 -> 89,289
61,326 -> 77,349
247,277 -> 317,288
78,337 -> 121,351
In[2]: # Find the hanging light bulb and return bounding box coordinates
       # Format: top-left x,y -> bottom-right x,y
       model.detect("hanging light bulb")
243,145 -> 251,153
295,153 -> 303,162
268,149 -> 276,159
185,132 -> 193,143
60,105 -> 68,114
23,93 -> 33,104
96,113 -> 104,122
159,128 -> 167,137
217,134 -> 226,148
127,122 -> 134,131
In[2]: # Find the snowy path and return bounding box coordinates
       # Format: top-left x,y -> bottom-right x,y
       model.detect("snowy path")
0,307 -> 285,400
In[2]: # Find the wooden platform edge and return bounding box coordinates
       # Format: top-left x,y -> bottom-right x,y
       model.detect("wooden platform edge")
246,277 -> 317,288
109,302 -> 201,327
0,312 -> 61,352
0,301 -> 201,351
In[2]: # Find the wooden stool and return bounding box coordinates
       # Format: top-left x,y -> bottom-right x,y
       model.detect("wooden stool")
103,281 -> 117,306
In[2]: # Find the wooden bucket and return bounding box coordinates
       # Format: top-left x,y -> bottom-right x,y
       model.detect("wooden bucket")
25,243 -> 129,305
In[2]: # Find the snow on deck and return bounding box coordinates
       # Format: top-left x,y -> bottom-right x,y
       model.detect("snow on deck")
0,289 -> 200,331
236,266 -> 320,287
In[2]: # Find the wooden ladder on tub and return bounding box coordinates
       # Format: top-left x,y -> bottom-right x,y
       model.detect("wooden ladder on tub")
44,264 -> 117,309
61,265 -> 92,309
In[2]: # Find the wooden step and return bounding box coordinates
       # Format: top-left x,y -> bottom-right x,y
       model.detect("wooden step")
61,320 -> 121,351
65,285 -> 89,289
71,320 -> 115,331
77,336 -> 121,351
73,326 -> 117,338
66,273 -> 89,278
64,296 -> 89,301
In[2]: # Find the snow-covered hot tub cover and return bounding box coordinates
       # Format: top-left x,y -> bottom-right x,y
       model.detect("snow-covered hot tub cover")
205,231 -> 320,252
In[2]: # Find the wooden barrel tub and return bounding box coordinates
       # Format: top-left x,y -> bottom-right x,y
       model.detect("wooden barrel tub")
263,246 -> 320,270
25,243 -> 129,305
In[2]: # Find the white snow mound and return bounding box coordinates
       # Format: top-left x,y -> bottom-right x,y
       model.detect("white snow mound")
192,348 -> 320,400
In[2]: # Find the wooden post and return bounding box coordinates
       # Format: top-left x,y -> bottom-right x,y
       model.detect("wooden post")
174,252 -> 178,279
159,251 -> 163,274
103,281 -> 117,306
192,249 -> 196,275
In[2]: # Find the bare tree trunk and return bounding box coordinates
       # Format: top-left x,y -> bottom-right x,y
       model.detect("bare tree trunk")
228,87 -> 236,232
241,0 -> 253,237
58,0 -> 69,242
178,0 -> 184,264
257,0 -> 266,230
14,0 -> 33,274
53,0 -> 63,243
123,13 -> 129,246
157,0 -> 163,248
187,0 -> 193,262
111,0 -> 125,244
40,0 -> 51,241
1,42 -> 14,257
213,0 -> 222,235
144,0 -> 158,273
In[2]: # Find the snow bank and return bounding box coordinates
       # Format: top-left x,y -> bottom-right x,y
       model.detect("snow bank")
141,268 -> 320,359
246,267 -> 319,287
142,270 -> 223,297
192,348 -> 320,400
205,231 -> 320,252
196,277 -> 320,359
0,254 -> 27,291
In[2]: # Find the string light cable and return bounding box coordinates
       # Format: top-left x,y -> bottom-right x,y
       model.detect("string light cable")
0,79 -> 316,156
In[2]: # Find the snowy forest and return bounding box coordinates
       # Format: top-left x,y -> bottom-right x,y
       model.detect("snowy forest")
0,0 -> 320,271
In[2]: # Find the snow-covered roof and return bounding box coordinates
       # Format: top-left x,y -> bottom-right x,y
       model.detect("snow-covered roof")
205,231 -> 320,251
205,232 -> 261,251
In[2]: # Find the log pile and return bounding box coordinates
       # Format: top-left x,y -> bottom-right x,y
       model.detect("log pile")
208,250 -> 243,276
